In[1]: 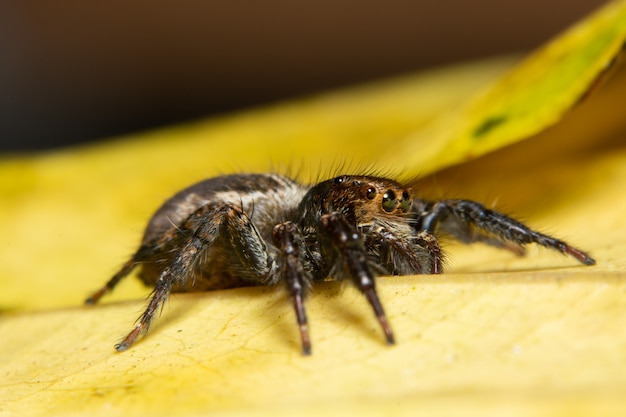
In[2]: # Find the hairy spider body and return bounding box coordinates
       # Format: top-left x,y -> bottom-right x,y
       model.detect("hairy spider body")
86,173 -> 595,354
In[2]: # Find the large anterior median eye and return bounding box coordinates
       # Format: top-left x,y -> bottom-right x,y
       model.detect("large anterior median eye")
382,190 -> 397,212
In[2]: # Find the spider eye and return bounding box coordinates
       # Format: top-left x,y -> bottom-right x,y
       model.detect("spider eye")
382,190 -> 397,212
333,176 -> 344,185
400,193 -> 412,212
366,187 -> 377,200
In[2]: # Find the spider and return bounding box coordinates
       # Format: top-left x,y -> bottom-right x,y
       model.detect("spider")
86,173 -> 595,355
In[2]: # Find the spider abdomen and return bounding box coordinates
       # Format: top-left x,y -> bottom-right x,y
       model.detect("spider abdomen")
136,173 -> 308,289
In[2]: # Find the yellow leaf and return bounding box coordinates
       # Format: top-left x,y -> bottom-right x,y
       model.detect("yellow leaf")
394,0 -> 626,176
2,1 -> 626,416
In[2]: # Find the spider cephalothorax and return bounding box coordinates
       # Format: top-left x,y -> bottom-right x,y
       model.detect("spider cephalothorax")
86,173 -> 594,355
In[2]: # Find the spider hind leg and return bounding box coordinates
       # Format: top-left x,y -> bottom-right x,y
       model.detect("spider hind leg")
114,203 -> 275,351
85,244 -> 156,305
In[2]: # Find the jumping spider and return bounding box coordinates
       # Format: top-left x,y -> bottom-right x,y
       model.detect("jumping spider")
86,173 -> 595,354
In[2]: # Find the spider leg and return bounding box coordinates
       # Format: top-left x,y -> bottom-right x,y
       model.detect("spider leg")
86,215 -> 192,305
272,222 -> 312,355
414,199 -> 595,265
115,237 -> 203,351
115,203 -> 273,351
85,244 -> 158,304
320,212 -> 395,345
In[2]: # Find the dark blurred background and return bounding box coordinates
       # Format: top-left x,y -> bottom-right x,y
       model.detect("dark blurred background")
0,0 -> 609,152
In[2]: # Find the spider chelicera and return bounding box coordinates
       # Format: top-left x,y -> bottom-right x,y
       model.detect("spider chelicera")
86,173 -> 595,355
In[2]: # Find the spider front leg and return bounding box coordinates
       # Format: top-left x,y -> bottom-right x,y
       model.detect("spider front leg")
320,212 -> 395,345
414,199 -> 595,265
116,203 -> 273,351
272,222 -> 312,355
